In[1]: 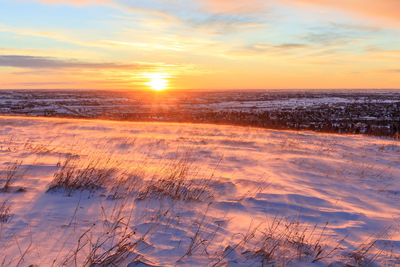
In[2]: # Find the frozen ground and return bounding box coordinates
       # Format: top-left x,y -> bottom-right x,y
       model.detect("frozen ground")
0,116 -> 399,266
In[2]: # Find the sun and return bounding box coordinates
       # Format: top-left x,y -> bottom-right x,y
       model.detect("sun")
149,77 -> 167,91
144,73 -> 169,91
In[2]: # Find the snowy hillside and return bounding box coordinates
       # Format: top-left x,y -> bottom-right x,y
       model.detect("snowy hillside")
0,116 -> 399,266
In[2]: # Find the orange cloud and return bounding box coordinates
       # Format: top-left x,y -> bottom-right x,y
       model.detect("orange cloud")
198,0 -> 400,25
195,0 -> 268,14
291,0 -> 400,25
18,0 -> 400,25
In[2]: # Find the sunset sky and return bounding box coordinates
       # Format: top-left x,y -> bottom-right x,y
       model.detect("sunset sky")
0,0 -> 399,90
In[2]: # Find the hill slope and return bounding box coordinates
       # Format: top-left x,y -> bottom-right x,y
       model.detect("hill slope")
0,116 -> 399,266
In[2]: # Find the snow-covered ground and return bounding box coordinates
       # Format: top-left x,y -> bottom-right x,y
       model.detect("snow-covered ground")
0,116 -> 399,266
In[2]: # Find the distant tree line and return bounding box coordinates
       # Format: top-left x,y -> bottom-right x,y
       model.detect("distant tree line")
104,102 -> 400,139
2,91 -> 399,139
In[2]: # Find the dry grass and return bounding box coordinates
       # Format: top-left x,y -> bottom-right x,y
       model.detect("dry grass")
108,170 -> 144,200
61,201 -> 166,267
177,204 -> 224,263
137,153 -> 214,202
0,200 -> 11,223
0,136 -> 396,266
208,217 -> 400,267
47,156 -> 119,196
343,227 -> 396,267
23,139 -> 56,154
211,217 -> 343,266
1,160 -> 23,193
47,147 -> 217,203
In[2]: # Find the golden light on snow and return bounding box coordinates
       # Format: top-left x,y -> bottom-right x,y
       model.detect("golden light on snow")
145,73 -> 169,91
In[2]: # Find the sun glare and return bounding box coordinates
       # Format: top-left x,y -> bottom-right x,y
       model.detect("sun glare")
145,73 -> 169,91
149,78 -> 167,91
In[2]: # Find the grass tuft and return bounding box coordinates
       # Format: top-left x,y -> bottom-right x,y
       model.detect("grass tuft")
0,200 -> 11,223
212,217 -> 342,266
137,154 -> 213,202
1,160 -> 23,193
47,156 -> 118,196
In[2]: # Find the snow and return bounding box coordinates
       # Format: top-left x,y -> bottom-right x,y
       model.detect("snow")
0,115 -> 399,266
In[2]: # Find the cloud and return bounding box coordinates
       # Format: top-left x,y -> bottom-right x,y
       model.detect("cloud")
295,22 -> 379,51
0,55 -> 153,70
193,0 -> 400,26
194,0 -> 269,14
26,0 -> 269,18
230,42 -> 308,56
9,81 -> 74,86
291,0 -> 400,25
304,31 -> 352,46
27,0 -> 109,6
17,0 -> 400,25
187,14 -> 263,34
189,0 -> 400,26
273,43 -> 307,49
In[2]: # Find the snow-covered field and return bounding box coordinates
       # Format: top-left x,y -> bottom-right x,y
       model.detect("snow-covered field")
0,116 -> 399,266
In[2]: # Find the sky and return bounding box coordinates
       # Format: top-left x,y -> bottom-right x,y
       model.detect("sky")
0,0 -> 399,90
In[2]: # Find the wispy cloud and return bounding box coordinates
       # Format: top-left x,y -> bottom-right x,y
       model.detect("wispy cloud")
291,0 -> 400,25
8,81 -> 75,86
18,0 -> 400,26
30,0 -> 110,6
294,22 -> 379,54
0,26 -> 110,49
195,0 -> 268,14
186,13 -> 263,34
273,43 -> 307,49
102,40 -> 185,51
180,0 -> 400,27
0,55 -> 154,70
230,42 -> 309,56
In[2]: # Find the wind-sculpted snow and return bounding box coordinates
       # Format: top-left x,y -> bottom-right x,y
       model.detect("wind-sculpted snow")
0,116 -> 399,266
